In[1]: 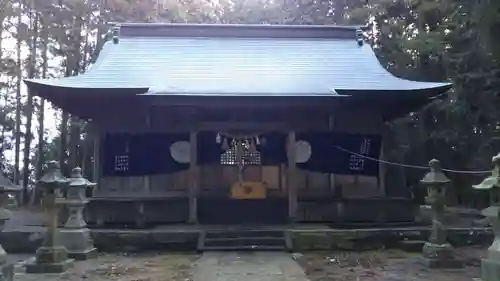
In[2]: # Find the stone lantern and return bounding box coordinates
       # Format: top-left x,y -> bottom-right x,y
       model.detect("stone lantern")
59,167 -> 97,260
26,161 -> 74,273
0,175 -> 22,281
472,153 -> 500,281
420,159 -> 463,268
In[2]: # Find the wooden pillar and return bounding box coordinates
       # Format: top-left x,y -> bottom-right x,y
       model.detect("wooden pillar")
188,130 -> 199,224
144,112 -> 151,193
92,124 -> 101,192
379,124 -> 390,197
287,131 -> 297,222
328,114 -> 338,195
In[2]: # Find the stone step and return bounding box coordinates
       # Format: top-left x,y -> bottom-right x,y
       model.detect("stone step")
205,230 -> 284,239
204,237 -> 286,248
398,240 -> 426,252
200,245 -> 286,251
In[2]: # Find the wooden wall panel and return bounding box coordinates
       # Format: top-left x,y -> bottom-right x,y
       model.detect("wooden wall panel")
295,169 -> 308,190
149,171 -> 190,192
98,176 -> 145,196
306,171 -> 329,190
200,165 -> 223,190
244,166 -> 262,181
129,176 -> 144,193
172,171 -> 190,190
280,164 -> 287,191
337,175 -> 381,198
222,166 -> 238,186
149,174 -> 170,193
262,166 -> 280,189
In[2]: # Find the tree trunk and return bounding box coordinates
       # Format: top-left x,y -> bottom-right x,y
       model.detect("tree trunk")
0,10 -> 6,169
22,6 -> 38,204
14,0 -> 23,186
31,14 -> 48,206
36,14 -> 48,181
68,10 -> 85,170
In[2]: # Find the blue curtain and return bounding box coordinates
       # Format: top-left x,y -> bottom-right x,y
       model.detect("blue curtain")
197,131 -> 224,165
259,132 -> 287,165
101,133 -> 190,176
297,132 -> 382,176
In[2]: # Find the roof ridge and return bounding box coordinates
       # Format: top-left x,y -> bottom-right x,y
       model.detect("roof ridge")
109,22 -> 365,29
108,22 -> 366,39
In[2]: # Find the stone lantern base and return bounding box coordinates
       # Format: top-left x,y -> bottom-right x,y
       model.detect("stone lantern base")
0,263 -> 14,281
473,258 -> 500,281
26,245 -> 74,273
59,228 -> 98,260
421,242 -> 463,269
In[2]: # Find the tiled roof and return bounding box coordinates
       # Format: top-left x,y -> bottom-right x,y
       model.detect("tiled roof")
25,23 -> 451,97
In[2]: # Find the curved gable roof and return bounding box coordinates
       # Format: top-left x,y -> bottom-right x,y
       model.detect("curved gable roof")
25,23 -> 450,99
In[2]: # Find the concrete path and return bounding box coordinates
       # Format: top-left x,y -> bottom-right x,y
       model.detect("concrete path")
193,251 -> 310,281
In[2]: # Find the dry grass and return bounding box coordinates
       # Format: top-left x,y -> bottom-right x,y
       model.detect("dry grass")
297,247 -> 483,281
16,252 -> 200,281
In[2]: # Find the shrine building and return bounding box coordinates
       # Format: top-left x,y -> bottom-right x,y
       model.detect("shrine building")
25,23 -> 451,226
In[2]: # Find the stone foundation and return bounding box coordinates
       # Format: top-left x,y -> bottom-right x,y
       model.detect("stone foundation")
0,226 -> 492,253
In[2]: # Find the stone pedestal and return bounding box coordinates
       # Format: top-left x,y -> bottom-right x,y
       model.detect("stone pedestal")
419,159 -> 463,269
26,161 -> 74,274
472,153 -> 500,281
472,206 -> 500,281
476,258 -> 500,281
26,246 -> 74,273
0,264 -> 13,281
421,242 -> 463,268
0,182 -> 21,281
0,208 -> 14,281
59,167 -> 97,260
59,227 -> 97,260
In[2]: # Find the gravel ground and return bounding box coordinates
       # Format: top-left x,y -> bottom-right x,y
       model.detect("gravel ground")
14,252 -> 200,281
295,246 -> 486,281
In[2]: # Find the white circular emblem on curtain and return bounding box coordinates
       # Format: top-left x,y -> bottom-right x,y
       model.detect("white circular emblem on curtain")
295,140 -> 311,163
170,141 -> 191,163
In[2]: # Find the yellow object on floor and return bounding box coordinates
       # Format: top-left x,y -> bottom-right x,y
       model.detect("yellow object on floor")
230,181 -> 267,199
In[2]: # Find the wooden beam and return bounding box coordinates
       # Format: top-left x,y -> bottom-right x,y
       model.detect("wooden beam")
200,121 -> 290,131
188,130 -> 199,224
287,131 -> 297,222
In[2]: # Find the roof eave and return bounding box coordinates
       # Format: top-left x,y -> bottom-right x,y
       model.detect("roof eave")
337,83 -> 452,100
24,79 -> 149,96
379,85 -> 452,121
